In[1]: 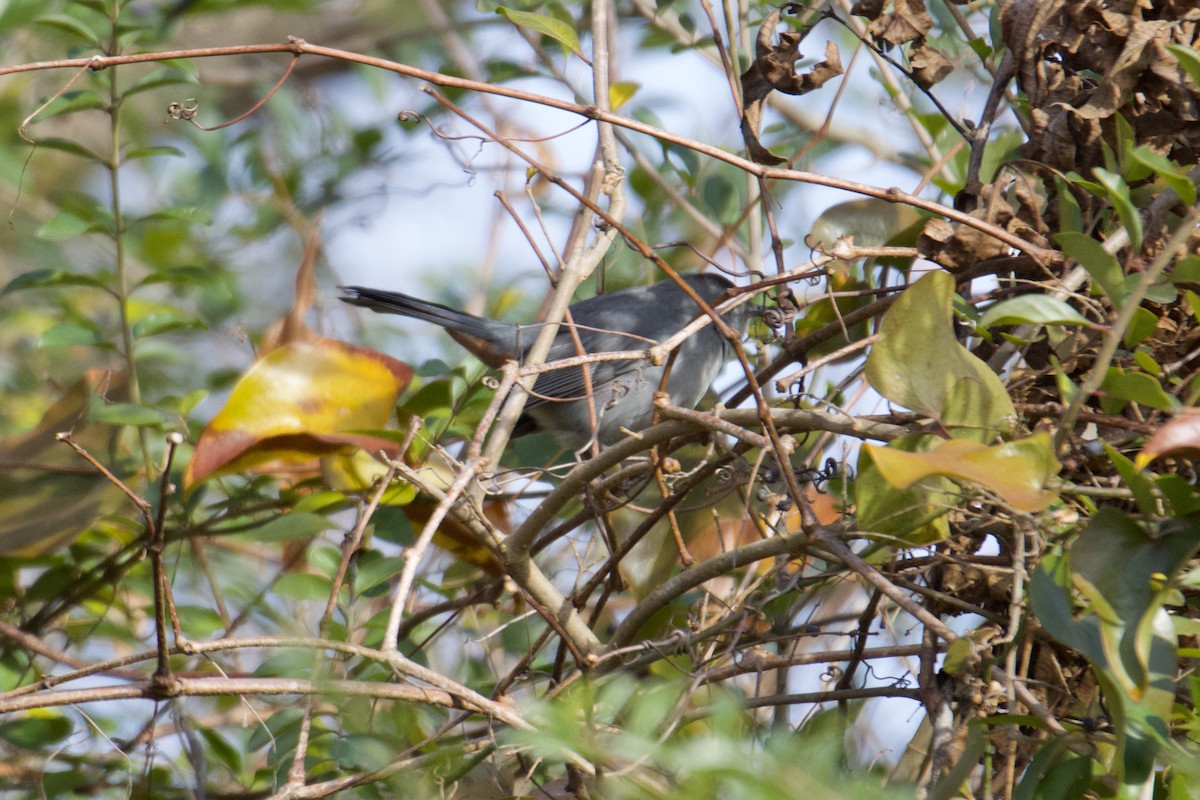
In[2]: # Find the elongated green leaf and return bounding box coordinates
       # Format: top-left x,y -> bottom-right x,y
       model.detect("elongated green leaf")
1055,232 -> 1126,308
36,211 -> 96,240
978,295 -> 1091,330
245,512 -> 337,543
497,6 -> 582,57
37,323 -> 99,348
133,205 -> 212,226
132,311 -> 206,339
1128,145 -> 1196,205
3,269 -> 110,295
1122,306 -> 1158,348
36,90 -> 104,120
28,136 -> 105,162
122,145 -> 186,163
0,712 -> 73,748
808,198 -> 924,251
1093,167 -> 1142,252
0,0 -> 44,36
34,13 -> 103,46
89,402 -> 164,426
1167,44 -> 1200,87
275,572 -> 333,600
120,67 -> 199,100
1030,553 -> 1105,663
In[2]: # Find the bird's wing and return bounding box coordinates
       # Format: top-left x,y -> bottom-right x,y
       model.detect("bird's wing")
523,324 -> 654,407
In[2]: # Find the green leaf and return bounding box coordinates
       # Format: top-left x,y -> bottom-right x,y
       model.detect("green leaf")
1168,255 -> 1200,284
122,145 -> 186,162
3,269 -> 110,294
1055,232 -> 1126,308
1054,177 -> 1083,234
1030,553 -> 1104,662
1129,145 -> 1197,205
1167,44 -> 1200,87
808,198 -> 924,251
331,733 -> 396,771
978,295 -> 1091,331
1122,306 -> 1158,349
354,555 -> 406,594
1102,442 -> 1158,518
35,90 -> 105,120
1156,474 -> 1200,517
1132,350 -> 1162,376
275,572 -> 332,600
134,205 -> 213,226
0,711 -> 73,749
1026,756 -> 1095,800
37,323 -> 99,348
36,211 -> 96,240
174,605 -> 225,637
496,6 -> 582,57
0,0 -> 45,36
1093,167 -> 1142,252
865,271 -> 1014,439
244,511 -> 337,543
89,402 -> 164,426
29,136 -> 104,162
198,727 -> 243,775
1143,278 -> 1176,305
1100,367 -> 1177,412
34,13 -> 103,46
120,67 -> 199,100
132,311 -> 206,339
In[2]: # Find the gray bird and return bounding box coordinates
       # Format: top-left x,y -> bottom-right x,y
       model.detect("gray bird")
340,273 -> 751,449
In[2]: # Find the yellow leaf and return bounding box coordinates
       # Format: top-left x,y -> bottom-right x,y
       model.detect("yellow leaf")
608,81 -> 640,110
863,433 -> 1060,513
185,339 -> 412,486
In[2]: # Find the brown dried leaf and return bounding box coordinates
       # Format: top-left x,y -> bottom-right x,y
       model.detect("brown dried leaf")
909,38 -> 953,89
1003,0 -> 1200,173
867,0 -> 933,47
918,222 -> 1006,271
739,8 -> 843,165
261,217 -> 323,353
850,0 -> 886,19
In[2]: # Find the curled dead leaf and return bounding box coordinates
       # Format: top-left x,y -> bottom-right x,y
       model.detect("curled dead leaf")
739,7 -> 842,165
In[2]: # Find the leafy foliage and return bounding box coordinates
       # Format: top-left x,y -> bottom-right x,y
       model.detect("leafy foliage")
0,1 -> 1198,799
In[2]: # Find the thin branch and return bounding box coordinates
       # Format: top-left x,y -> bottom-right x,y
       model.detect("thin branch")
0,38 -> 1060,263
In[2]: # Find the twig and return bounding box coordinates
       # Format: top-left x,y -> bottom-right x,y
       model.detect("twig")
0,39 -> 1061,263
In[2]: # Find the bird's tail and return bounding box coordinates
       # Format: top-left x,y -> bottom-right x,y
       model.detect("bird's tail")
339,286 -> 512,345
